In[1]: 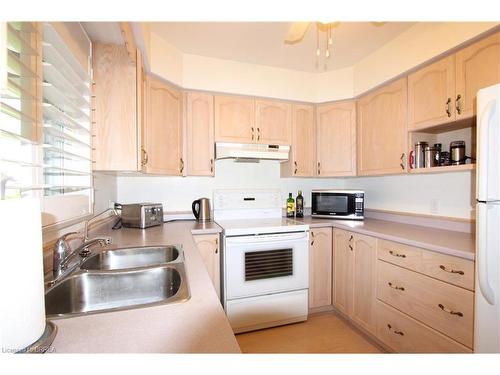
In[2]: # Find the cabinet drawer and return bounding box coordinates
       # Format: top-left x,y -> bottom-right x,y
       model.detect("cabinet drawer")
377,300 -> 471,353
378,239 -> 474,290
377,260 -> 474,348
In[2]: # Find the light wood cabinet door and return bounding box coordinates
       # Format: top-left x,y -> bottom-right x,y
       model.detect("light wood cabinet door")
186,92 -> 215,176
351,233 -> 378,335
92,43 -> 138,171
456,31 -> 500,119
408,55 -> 456,130
316,101 -> 356,177
309,227 -> 333,309
333,229 -> 353,316
193,234 -> 221,299
255,99 -> 291,145
281,104 -> 316,177
214,95 -> 254,143
357,78 -> 408,176
144,77 -> 183,175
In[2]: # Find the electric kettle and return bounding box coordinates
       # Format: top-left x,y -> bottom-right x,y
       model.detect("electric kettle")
192,198 -> 211,221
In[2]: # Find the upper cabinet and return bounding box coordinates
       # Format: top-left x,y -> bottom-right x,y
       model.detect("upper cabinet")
408,55 -> 456,131
255,99 -> 292,145
281,104 -> 316,177
316,101 -> 357,177
185,92 -> 215,176
357,78 -> 408,176
92,43 -> 140,171
455,31 -> 500,119
144,77 -> 183,175
214,95 -> 255,143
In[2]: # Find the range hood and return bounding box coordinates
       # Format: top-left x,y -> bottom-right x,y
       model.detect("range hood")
215,142 -> 290,162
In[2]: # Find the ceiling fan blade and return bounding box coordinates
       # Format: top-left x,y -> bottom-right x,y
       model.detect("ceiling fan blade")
284,22 -> 311,44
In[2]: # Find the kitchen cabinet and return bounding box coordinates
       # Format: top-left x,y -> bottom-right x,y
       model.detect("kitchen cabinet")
357,78 -> 408,176
280,104 -> 316,177
308,227 -> 333,310
185,92 -> 215,176
193,234 -> 221,299
408,55 -> 456,131
254,99 -> 292,145
92,43 -> 140,171
316,101 -> 357,177
214,95 -> 255,143
455,31 -> 500,119
143,76 -> 183,175
333,229 -> 377,334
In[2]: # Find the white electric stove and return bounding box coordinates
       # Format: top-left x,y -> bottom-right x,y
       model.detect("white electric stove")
214,189 -> 310,333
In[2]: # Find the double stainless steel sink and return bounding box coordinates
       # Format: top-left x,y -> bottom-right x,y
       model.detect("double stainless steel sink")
45,245 -> 190,319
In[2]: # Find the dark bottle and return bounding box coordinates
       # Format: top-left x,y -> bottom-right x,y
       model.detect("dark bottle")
286,193 -> 295,218
295,190 -> 304,218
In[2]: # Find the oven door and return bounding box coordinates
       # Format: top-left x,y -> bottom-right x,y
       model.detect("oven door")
311,191 -> 356,217
224,231 -> 309,300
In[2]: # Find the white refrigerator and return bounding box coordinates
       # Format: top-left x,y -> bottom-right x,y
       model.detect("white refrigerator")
475,83 -> 500,352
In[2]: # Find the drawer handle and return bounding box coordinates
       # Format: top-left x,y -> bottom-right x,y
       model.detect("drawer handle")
438,304 -> 463,317
349,235 -> 354,242
439,265 -> 464,275
389,250 -> 406,258
348,244 -> 353,251
387,324 -> 404,336
388,282 -> 405,291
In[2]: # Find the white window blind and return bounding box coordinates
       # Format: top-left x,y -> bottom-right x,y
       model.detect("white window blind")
0,22 -> 39,199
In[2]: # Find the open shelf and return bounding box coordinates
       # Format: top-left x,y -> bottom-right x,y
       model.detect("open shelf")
409,163 -> 475,174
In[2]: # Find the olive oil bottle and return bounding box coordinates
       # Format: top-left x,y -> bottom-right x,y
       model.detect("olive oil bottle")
295,190 -> 304,218
286,193 -> 295,218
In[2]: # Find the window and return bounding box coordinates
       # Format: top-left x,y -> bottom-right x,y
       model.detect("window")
1,22 -> 93,228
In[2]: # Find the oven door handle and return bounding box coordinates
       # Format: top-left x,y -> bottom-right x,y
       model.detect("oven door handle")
225,231 -> 309,245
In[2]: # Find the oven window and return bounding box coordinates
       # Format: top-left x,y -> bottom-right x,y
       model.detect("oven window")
317,195 -> 348,213
245,249 -> 293,281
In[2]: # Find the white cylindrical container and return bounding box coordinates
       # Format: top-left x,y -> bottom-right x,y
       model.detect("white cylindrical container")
0,198 -> 46,353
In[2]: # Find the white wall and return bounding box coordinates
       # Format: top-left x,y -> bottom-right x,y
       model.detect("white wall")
344,171 -> 475,219
117,160 -> 344,212
93,172 -> 117,213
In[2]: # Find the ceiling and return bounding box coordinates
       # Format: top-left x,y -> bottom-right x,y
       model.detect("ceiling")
150,22 -> 416,72
81,22 -> 124,45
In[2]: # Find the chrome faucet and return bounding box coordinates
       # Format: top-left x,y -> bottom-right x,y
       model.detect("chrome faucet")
52,208 -> 116,281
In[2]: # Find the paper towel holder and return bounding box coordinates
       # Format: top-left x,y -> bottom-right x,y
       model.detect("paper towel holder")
16,320 -> 57,354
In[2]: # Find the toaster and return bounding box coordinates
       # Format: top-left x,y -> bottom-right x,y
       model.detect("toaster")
121,203 -> 163,228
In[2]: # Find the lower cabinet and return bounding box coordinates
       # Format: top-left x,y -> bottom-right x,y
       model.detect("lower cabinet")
192,234 -> 220,299
308,227 -> 333,310
332,229 -> 378,335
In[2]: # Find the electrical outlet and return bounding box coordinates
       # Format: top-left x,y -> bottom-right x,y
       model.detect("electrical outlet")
430,199 -> 439,214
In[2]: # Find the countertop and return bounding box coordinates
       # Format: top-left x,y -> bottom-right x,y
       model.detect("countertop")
49,220 -> 239,353
294,216 -> 475,261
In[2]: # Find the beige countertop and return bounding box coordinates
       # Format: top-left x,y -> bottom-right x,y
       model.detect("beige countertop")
294,216 -> 475,261
49,220 -> 239,353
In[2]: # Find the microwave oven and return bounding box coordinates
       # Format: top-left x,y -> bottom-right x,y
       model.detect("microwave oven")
311,189 -> 364,220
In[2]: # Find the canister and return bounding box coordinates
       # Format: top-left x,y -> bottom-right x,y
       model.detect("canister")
414,142 -> 428,169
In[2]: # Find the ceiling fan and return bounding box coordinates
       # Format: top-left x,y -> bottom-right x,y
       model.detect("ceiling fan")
284,21 -> 387,44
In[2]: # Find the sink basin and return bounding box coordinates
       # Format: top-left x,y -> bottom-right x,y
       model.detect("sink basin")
80,245 -> 181,271
45,265 -> 189,318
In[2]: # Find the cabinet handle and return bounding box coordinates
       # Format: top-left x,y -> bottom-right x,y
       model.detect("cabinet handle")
310,231 -> 315,246
294,161 -> 298,175
180,158 -> 184,173
349,235 -> 354,242
141,148 -> 148,166
389,250 -> 406,258
215,237 -> 218,254
210,159 -> 214,173
387,324 -> 404,336
439,265 -> 464,275
400,153 -> 405,170
388,282 -> 405,291
348,244 -> 353,251
446,98 -> 452,117
317,162 -> 321,175
257,127 -> 261,141
438,303 -> 463,317
251,127 -> 255,141
455,94 -> 462,115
